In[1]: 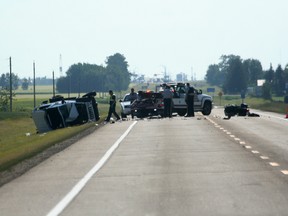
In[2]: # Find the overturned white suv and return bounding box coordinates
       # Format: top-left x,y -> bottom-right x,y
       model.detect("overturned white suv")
157,83 -> 213,116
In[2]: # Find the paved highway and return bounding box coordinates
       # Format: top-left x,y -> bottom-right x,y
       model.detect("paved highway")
0,107 -> 288,216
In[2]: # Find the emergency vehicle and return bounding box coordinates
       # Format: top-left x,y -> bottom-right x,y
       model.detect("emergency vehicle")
157,83 -> 213,116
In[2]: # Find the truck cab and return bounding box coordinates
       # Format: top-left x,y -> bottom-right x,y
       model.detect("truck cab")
157,83 -> 213,116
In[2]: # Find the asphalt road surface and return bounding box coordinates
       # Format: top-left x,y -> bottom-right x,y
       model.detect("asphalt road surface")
0,107 -> 288,216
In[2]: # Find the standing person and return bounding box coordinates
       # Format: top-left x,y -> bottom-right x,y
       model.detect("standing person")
185,83 -> 195,117
162,85 -> 173,118
129,88 -> 138,102
105,90 -> 121,123
129,88 -> 138,119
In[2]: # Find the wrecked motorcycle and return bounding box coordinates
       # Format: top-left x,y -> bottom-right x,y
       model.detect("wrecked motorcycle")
224,103 -> 259,119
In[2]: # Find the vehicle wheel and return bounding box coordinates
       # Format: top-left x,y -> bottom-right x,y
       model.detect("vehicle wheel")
202,101 -> 212,115
135,111 -> 143,118
177,109 -> 187,116
121,113 -> 127,118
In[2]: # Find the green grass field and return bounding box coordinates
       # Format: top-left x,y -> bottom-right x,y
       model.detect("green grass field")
0,91 -> 111,172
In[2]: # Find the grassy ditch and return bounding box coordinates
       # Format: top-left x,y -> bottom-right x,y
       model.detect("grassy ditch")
0,101 -> 109,172
0,85 -> 135,172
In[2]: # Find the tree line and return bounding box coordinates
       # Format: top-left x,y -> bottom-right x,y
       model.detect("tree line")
205,55 -> 288,98
0,53 -> 130,111
56,53 -> 131,93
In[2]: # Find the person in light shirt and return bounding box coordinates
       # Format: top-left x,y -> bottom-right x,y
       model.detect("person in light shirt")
162,85 -> 173,118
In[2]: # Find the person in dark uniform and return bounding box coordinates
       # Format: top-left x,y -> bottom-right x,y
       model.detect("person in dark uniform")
162,85 -> 173,118
105,90 -> 121,123
185,83 -> 195,117
129,88 -> 138,119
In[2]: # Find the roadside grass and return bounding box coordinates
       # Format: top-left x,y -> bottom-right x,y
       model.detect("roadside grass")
15,85 -> 54,94
0,119 -> 95,171
0,86 -> 126,172
212,95 -> 286,114
0,101 -> 109,172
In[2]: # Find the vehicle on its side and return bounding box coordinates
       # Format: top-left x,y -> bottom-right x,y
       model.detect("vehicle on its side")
130,91 -> 164,118
119,93 -> 138,118
32,92 -> 100,133
157,83 -> 213,116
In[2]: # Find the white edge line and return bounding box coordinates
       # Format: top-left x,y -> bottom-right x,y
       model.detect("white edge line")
258,112 -> 288,121
46,121 -> 138,216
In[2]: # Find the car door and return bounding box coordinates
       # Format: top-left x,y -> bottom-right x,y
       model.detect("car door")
172,86 -> 186,109
194,90 -> 202,110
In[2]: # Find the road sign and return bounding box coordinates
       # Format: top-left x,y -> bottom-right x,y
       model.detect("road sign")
207,88 -> 215,93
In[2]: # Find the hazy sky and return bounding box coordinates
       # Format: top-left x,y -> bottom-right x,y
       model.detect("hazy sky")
1,0 -> 287,80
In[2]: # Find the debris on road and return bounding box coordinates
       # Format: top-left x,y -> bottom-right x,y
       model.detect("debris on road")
224,103 -> 260,120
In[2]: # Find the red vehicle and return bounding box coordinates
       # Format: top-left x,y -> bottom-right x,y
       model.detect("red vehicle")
130,91 -> 164,118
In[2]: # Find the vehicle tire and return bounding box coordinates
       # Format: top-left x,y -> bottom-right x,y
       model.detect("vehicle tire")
177,109 -> 187,116
202,101 -> 212,115
121,113 -> 127,119
135,111 -> 144,118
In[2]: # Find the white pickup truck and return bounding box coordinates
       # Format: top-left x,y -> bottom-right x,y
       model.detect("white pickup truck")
157,83 -> 213,116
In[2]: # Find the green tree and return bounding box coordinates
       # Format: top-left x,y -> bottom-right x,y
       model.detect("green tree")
21,78 -> 29,90
220,55 -> 246,94
242,59 -> 263,86
264,64 -> 274,83
274,65 -> 285,96
262,82 -> 272,100
0,88 -> 15,111
56,53 -> 131,93
57,63 -> 107,93
0,73 -> 19,90
105,53 -> 131,91
205,64 -> 225,86
284,64 -> 288,91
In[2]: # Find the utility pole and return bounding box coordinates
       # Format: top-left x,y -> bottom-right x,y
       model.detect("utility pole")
191,66 -> 193,81
68,75 -> 71,98
9,57 -> 12,112
59,54 -> 63,77
52,71 -> 55,97
33,61 -> 36,108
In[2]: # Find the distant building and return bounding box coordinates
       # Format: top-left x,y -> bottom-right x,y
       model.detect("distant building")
176,73 -> 187,82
